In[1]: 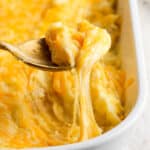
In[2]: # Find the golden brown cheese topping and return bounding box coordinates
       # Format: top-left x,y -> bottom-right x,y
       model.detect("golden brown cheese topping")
0,0 -> 125,148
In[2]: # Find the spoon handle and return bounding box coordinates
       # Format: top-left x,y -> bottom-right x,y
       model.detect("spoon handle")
0,41 -> 28,59
0,41 -> 10,51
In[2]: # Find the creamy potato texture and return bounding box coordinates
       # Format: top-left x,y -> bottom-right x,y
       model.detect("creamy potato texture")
0,0 -> 125,148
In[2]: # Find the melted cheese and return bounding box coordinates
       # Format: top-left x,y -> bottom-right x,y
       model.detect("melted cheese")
76,21 -> 111,140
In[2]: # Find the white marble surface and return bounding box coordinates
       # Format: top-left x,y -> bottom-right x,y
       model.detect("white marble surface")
121,1 -> 150,150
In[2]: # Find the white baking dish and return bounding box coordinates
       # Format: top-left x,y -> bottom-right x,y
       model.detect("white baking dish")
23,0 -> 147,150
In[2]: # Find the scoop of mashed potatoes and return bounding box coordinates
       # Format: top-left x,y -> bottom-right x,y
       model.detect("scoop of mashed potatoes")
45,22 -> 82,66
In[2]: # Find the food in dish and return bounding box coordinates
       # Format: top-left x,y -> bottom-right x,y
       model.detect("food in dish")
0,0 -> 125,148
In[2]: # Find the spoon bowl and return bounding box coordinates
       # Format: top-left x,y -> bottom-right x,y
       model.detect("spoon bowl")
0,38 -> 74,71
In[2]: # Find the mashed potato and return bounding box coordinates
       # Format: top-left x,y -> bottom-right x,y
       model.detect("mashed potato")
0,0 -> 125,148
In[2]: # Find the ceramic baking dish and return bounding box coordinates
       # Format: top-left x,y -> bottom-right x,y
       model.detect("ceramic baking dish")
23,0 -> 147,150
